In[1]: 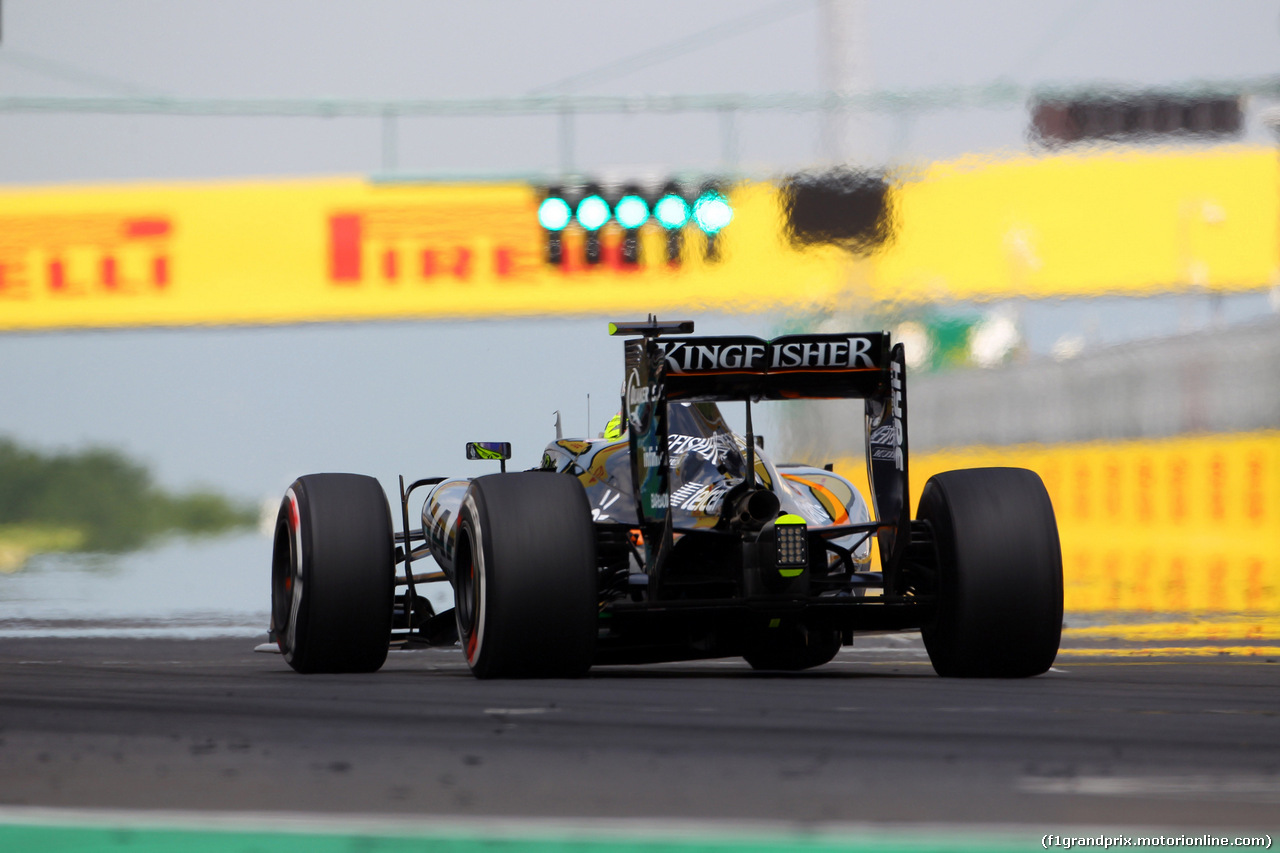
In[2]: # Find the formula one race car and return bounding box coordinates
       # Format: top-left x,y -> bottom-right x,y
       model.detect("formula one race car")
270,320 -> 1063,678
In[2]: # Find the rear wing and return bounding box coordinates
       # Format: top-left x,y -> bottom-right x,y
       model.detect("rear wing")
618,325 -> 911,589
647,333 -> 888,401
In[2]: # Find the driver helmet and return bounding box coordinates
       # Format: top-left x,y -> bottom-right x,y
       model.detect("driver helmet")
603,412 -> 625,440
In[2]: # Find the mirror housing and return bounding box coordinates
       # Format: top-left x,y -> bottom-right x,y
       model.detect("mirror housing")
465,442 -> 512,472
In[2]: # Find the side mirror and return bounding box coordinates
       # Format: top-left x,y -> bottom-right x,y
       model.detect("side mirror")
466,442 -> 512,473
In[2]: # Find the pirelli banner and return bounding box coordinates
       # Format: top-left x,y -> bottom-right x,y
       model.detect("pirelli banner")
0,177 -> 850,330
0,146 -> 1276,330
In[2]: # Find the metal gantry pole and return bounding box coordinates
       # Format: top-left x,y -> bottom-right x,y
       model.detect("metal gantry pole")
558,108 -> 575,177
719,106 -> 738,172
381,108 -> 399,173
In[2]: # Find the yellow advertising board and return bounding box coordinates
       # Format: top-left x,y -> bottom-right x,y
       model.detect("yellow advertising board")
0,178 -> 847,331
874,145 -> 1280,301
0,145 -> 1275,330
837,430 -> 1280,616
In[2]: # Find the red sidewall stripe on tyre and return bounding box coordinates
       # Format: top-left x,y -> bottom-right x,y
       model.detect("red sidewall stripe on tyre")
281,487 -> 304,662
462,493 -> 487,669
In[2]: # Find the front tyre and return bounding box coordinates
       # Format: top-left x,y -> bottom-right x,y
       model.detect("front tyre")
918,467 -> 1063,678
454,472 -> 596,679
271,473 -> 394,674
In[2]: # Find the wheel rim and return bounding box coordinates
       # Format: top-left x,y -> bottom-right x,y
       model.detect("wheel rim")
270,489 -> 305,658
270,516 -> 293,638
463,554 -> 481,664
454,500 -> 489,671
454,527 -> 483,665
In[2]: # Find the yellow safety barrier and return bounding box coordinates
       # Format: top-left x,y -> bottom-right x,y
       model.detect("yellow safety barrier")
835,430 -> 1280,615
0,146 -> 1275,330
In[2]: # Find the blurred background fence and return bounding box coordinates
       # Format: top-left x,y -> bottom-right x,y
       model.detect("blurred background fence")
833,431 -> 1280,618
805,317 -> 1280,617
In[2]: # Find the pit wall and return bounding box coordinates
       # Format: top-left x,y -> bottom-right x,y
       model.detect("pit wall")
835,430 -> 1280,615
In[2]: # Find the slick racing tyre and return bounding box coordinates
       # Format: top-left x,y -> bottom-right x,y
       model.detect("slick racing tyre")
454,472 -> 596,679
271,473 -> 395,674
743,620 -> 842,672
918,467 -> 1063,678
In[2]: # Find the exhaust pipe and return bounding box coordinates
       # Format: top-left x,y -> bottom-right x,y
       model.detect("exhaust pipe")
727,487 -> 781,528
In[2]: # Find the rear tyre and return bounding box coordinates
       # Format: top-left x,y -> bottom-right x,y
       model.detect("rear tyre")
743,621 -> 841,671
271,473 -> 394,674
454,472 -> 597,679
918,467 -> 1062,678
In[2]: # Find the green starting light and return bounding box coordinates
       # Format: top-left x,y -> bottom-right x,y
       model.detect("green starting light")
654,194 -> 691,230
575,194 -> 611,231
693,191 -> 733,234
614,194 -> 650,230
537,196 -> 572,231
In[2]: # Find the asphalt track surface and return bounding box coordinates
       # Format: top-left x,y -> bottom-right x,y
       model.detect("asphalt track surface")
1,634 -> 1278,838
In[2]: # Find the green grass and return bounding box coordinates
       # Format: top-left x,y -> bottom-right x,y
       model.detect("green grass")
0,822 -> 1036,853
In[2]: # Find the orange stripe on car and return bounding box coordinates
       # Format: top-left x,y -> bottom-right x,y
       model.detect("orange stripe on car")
781,473 -> 849,525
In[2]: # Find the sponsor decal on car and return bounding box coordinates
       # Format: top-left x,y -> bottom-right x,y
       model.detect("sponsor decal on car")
668,432 -> 741,465
653,335 -> 878,375
556,439 -> 593,455
671,482 -> 732,514
770,337 -> 876,369
625,370 -> 651,408
869,424 -> 897,446
868,364 -> 905,471
889,359 -> 904,471
591,489 -> 623,522
655,340 -> 768,373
